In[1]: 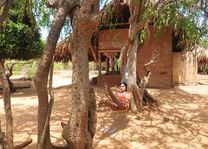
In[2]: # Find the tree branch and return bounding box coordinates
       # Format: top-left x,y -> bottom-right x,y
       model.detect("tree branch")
144,49 -> 160,72
129,22 -> 144,42
13,139 -> 33,149
0,0 -> 6,8
92,0 -> 118,23
5,63 -> 16,78
132,49 -> 159,110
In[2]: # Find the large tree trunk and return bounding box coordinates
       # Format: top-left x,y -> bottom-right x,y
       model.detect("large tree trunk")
124,0 -> 159,112
0,62 -> 13,149
62,1 -> 98,148
62,40 -> 92,148
126,0 -> 145,112
34,0 -> 76,148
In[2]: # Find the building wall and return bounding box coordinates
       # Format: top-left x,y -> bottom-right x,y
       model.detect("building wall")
98,26 -> 198,88
98,29 -> 129,51
172,51 -> 198,85
137,26 -> 173,88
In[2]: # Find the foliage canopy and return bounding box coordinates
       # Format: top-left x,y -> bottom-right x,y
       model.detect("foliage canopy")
99,0 -> 207,50
0,0 -> 43,60
143,0 -> 207,50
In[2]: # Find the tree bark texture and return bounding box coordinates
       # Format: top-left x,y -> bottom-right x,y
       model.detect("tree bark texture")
126,0 -> 146,112
62,28 -> 92,148
0,63 -> 13,149
0,121 -> 6,149
62,0 -> 98,148
34,0 -> 77,148
127,38 -> 139,112
0,0 -> 12,25
37,62 -> 54,149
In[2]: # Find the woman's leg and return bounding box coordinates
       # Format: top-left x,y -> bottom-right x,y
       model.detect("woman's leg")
104,101 -> 127,111
104,101 -> 121,111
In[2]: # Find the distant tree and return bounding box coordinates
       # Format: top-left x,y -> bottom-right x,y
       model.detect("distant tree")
0,1 -> 43,60
0,0 -> 43,148
0,0 -> 43,90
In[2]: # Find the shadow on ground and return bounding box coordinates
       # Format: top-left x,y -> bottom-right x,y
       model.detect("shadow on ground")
0,78 -> 208,149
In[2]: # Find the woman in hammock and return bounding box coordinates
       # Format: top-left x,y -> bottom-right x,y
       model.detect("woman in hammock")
102,82 -> 131,111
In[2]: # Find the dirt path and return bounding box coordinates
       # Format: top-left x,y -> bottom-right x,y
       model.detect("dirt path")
0,72 -> 208,149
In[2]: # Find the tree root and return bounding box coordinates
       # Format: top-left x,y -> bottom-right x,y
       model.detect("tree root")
13,138 -> 32,149
142,89 -> 158,109
51,144 -> 68,149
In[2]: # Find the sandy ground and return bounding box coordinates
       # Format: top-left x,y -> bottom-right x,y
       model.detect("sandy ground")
0,71 -> 208,149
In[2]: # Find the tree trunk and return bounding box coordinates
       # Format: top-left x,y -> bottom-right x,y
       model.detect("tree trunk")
0,62 -> 13,149
62,33 -> 92,148
0,121 -> 6,149
62,1 -> 98,148
5,63 -> 16,92
37,62 -> 54,149
34,0 -> 75,148
88,87 -> 97,139
126,0 -> 146,112
0,0 -> 12,25
127,38 -> 139,112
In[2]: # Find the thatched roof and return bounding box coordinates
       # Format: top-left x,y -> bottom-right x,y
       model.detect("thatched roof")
54,36 -> 100,63
54,36 -> 71,63
100,1 -> 130,29
197,46 -> 208,65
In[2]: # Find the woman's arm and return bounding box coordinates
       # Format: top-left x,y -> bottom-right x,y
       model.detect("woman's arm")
125,93 -> 131,104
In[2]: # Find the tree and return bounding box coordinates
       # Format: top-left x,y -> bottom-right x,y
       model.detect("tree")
34,0 -> 99,148
61,1 -> 98,148
0,0 -> 43,148
117,0 -> 208,112
0,63 -> 13,149
0,0 -> 43,90
0,1 -> 43,60
34,0 -> 79,148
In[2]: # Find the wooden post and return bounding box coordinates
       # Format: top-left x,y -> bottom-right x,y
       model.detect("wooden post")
98,52 -> 101,76
106,57 -> 109,74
